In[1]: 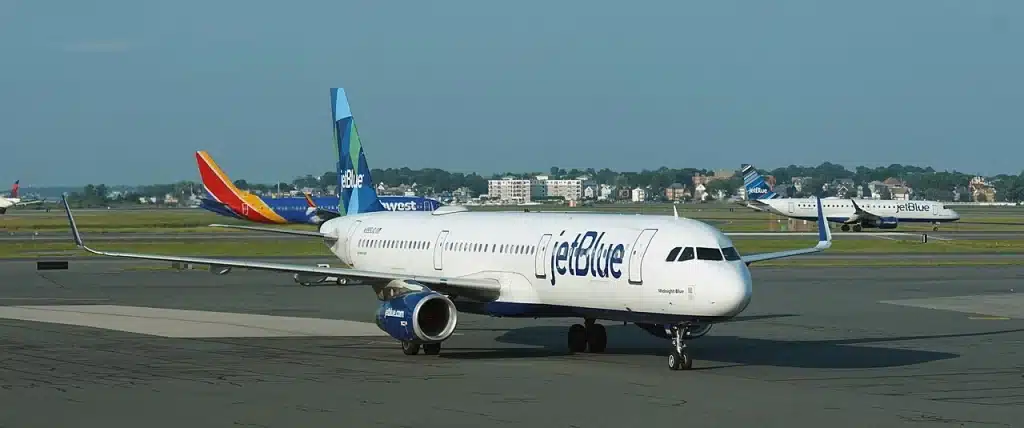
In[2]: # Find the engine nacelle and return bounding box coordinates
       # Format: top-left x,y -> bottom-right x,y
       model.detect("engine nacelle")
876,216 -> 899,229
375,290 -> 458,343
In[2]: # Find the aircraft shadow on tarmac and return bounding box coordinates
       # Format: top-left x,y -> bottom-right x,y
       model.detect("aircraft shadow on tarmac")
441,318 -> 1024,370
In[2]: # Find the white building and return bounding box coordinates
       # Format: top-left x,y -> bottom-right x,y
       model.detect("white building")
631,186 -> 647,202
532,175 -> 583,201
487,177 -> 533,204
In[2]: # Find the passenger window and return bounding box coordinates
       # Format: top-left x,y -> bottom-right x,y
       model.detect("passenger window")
721,247 -> 741,261
678,247 -> 694,261
666,247 -> 681,262
696,247 -> 724,261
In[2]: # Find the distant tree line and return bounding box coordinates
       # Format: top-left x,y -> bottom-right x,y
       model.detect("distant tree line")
63,162 -> 1024,208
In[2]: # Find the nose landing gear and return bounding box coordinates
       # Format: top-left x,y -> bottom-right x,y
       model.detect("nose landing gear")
667,324 -> 694,371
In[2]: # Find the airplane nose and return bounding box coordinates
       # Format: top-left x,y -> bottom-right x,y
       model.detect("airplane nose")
707,263 -> 753,317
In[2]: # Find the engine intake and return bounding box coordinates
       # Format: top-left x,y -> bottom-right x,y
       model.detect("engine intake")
375,290 -> 458,343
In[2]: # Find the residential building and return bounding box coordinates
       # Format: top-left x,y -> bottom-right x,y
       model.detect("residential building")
631,186 -> 647,202
663,183 -> 690,201
487,177 -> 533,204
969,176 -> 997,202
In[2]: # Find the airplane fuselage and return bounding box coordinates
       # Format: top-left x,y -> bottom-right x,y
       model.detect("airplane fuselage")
755,198 -> 960,229
201,194 -> 441,224
318,207 -> 753,324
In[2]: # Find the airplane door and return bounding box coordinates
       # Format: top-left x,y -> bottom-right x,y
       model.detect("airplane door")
534,234 -> 553,278
787,201 -> 795,214
628,229 -> 659,285
433,230 -> 450,270
342,220 -> 362,261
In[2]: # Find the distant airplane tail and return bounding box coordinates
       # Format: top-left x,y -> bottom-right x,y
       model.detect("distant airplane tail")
741,164 -> 778,200
332,87 -> 385,215
195,150 -> 246,208
10,180 -> 19,198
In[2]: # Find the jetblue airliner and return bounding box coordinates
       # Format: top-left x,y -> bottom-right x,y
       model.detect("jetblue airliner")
196,150 -> 441,225
58,88 -> 833,371
741,164 -> 960,232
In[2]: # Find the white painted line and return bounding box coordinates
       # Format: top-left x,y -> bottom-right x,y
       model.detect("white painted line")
0,305 -> 387,338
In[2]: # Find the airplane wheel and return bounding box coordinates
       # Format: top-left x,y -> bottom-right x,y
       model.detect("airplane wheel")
933,226 -> 939,231
401,341 -> 420,355
668,349 -> 692,371
423,343 -> 441,355
567,324 -> 587,353
852,225 -> 862,232
586,324 -> 607,353
841,225 -> 850,232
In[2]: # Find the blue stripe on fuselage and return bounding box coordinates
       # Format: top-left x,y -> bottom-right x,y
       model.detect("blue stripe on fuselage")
259,195 -> 441,224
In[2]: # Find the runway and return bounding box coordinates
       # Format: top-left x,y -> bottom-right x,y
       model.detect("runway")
0,259 -> 1022,427
5,230 -> 1024,242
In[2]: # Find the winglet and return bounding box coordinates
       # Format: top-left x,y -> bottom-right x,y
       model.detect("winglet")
814,196 -> 832,249
61,194 -> 86,248
673,204 -> 679,219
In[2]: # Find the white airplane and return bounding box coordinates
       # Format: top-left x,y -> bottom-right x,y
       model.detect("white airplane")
56,88 -> 833,371
741,164 -> 961,232
0,180 -> 43,214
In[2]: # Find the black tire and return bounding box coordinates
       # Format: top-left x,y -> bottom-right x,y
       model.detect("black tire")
586,324 -> 607,353
668,349 -> 693,370
401,341 -> 420,355
567,324 -> 587,353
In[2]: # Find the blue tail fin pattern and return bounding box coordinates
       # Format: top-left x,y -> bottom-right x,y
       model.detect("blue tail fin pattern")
741,164 -> 777,200
332,88 -> 385,215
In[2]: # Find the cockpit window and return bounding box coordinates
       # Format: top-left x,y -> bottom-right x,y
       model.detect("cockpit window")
721,247 -> 741,261
678,247 -> 694,261
695,247 -> 723,261
666,247 -> 681,262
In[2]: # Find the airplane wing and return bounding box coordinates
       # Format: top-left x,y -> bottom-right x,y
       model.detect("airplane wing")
733,196 -> 833,265
15,199 -> 44,206
208,223 -> 333,238
59,195 -> 502,295
847,198 -> 880,223
302,192 -> 342,221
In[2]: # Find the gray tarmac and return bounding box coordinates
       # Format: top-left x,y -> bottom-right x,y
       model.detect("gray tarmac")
1,258 -> 1023,427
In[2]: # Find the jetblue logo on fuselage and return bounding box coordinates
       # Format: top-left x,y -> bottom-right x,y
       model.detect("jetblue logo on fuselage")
384,308 -> 405,318
550,231 -> 626,286
340,169 -> 364,189
748,187 -> 768,194
382,201 -> 417,211
895,203 -> 930,213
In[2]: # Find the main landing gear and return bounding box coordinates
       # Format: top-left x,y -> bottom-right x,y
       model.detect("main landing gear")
667,325 -> 694,370
567,318 -> 607,353
401,341 -> 442,356
840,224 -> 862,232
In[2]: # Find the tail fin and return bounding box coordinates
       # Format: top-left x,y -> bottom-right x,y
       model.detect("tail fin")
196,151 -> 246,206
741,164 -> 778,200
10,180 -> 19,198
332,88 -> 384,215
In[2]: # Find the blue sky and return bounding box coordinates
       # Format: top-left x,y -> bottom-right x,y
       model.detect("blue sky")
2,1 -> 1021,186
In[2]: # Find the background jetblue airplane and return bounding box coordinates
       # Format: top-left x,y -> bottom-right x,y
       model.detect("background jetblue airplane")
59,87 -> 833,371
741,164 -> 960,232
196,150 -> 441,225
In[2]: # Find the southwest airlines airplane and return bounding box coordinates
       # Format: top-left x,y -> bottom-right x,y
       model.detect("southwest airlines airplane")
0,180 -> 43,214
58,88 -> 833,371
196,150 -> 441,225
741,164 -> 960,232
